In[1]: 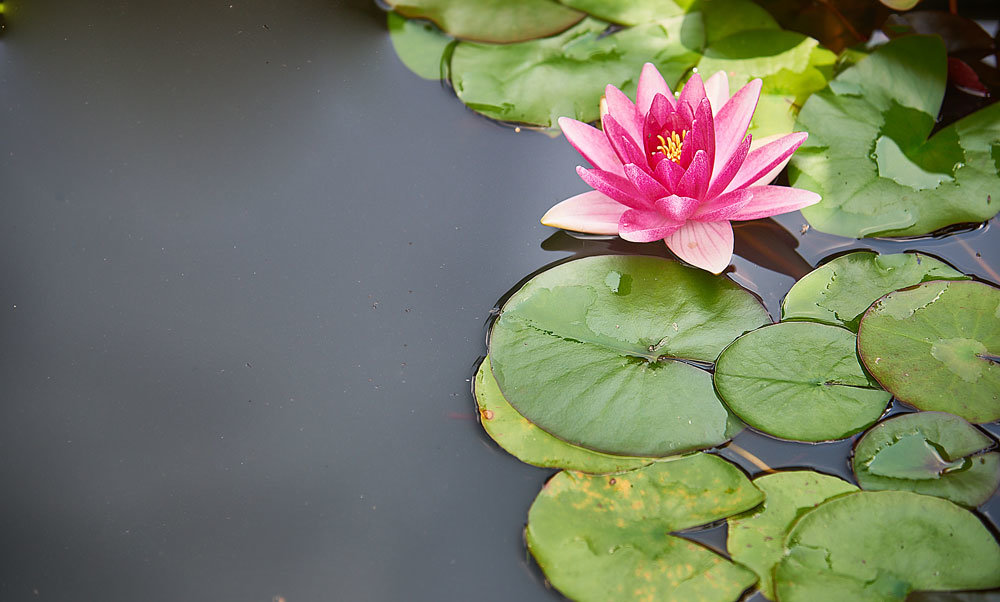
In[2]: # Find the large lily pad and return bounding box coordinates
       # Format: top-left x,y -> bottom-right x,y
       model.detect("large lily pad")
857,280 -> 1000,423
714,322 -> 890,442
727,471 -> 857,600
852,411 -> 1000,507
774,490 -> 1000,601
473,356 -> 659,473
489,255 -> 770,457
790,35 -> 1000,238
450,16 -> 702,127
387,12 -> 453,80
526,453 -> 763,602
385,0 -> 585,43
781,251 -> 969,332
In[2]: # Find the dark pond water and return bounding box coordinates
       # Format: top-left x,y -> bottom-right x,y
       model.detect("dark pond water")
0,1 -> 996,600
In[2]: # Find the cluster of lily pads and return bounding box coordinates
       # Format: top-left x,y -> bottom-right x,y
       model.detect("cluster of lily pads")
476,251 -> 1000,600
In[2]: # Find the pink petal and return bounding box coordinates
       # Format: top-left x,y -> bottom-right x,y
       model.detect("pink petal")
637,63 -> 674,114
665,220 -> 734,274
619,208 -> 683,243
726,185 -> 821,221
675,150 -> 711,199
726,132 -> 808,192
680,98 -> 715,173
624,163 -> 669,200
705,134 -> 751,199
602,115 -> 643,168
604,85 -> 643,149
678,73 -> 706,113
712,79 -> 762,177
704,71 -> 729,116
577,166 -> 649,210
691,189 -> 753,222
541,190 -> 627,235
655,195 -> 700,222
653,157 -> 685,191
559,117 -> 626,177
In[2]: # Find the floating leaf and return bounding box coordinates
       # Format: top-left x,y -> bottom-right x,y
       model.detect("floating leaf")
473,356 -> 659,473
880,0 -> 921,10
774,490 -> 1000,601
790,35 -> 1000,238
714,322 -> 890,441
489,255 -> 769,457
526,454 -> 762,602
753,0 -> 887,54
781,251 -> 969,331
557,0 -> 777,40
857,280 -> 1000,423
450,16 -> 702,127
852,411 -> 1000,507
727,471 -> 857,600
387,12 -> 453,80
385,0 -> 584,43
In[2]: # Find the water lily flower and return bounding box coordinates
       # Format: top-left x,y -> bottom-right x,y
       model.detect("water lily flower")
541,63 -> 820,274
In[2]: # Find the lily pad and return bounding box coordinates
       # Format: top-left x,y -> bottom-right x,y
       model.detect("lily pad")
781,251 -> 969,332
727,471 -> 857,600
450,16 -> 703,127
557,0 -> 777,40
526,453 -> 763,602
387,12 -> 454,80
473,356 -> 659,473
489,255 -> 770,457
852,411 -> 1000,507
774,490 -> 1000,601
857,279 -> 1000,423
385,0 -> 585,43
790,35 -> 1000,238
714,322 -> 890,442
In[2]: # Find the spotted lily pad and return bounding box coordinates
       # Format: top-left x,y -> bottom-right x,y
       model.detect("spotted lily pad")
857,280 -> 1000,423
852,412 -> 1000,507
727,471 -> 858,600
489,255 -> 770,457
774,490 -> 1000,601
790,35 -> 1000,238
526,453 -> 763,602
385,0 -> 585,43
781,251 -> 969,332
714,322 -> 890,441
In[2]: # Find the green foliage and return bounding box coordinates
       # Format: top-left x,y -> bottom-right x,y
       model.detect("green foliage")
385,0 -> 584,43
386,12 -> 453,80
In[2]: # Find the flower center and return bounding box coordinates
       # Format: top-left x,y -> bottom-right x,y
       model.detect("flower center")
654,130 -> 687,163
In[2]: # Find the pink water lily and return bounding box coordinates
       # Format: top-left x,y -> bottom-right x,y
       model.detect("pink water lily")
541,63 -> 820,274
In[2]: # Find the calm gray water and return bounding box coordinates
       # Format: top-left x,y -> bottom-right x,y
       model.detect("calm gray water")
0,1 -> 996,600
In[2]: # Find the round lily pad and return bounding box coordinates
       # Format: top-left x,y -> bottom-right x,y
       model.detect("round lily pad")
774,490 -> 1000,601
727,471 -> 858,600
782,251 -> 969,332
385,0 -> 585,43
387,12 -> 454,81
474,356 -> 658,473
526,453 -> 763,602
857,279 -> 1000,423
852,411 -> 1000,507
714,322 -> 891,442
489,255 -> 770,457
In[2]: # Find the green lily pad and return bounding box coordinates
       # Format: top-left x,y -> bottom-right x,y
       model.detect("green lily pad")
557,0 -> 777,40
489,255 -> 770,457
774,490 -> 1000,601
781,251 -> 970,332
727,471 -> 858,600
450,16 -> 703,127
857,280 -> 1000,423
387,12 -> 454,80
790,35 -> 1000,238
474,356 -> 659,473
852,411 -> 1000,507
385,0 -> 585,43
714,322 -> 890,442
526,453 -> 763,602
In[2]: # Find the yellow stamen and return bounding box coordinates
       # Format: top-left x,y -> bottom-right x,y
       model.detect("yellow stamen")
654,130 -> 687,163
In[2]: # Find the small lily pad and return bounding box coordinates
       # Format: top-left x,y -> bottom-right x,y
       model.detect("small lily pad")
714,322 -> 890,442
857,280 -> 1000,423
781,251 -> 969,332
385,0 -> 585,43
387,12 -> 454,80
853,411 -> 1000,507
489,255 -> 770,457
727,471 -> 858,600
526,453 -> 763,602
774,490 -> 1000,601
473,356 -> 660,473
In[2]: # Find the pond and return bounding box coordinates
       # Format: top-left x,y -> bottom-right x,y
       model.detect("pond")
0,0 -> 996,600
